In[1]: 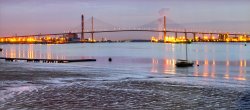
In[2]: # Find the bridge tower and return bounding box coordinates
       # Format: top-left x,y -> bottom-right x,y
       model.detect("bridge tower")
184,29 -> 187,40
175,32 -> 178,40
81,14 -> 84,41
193,33 -> 196,42
91,16 -> 94,42
163,16 -> 167,42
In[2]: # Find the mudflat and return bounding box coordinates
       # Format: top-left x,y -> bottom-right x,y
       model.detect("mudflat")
0,62 -> 249,109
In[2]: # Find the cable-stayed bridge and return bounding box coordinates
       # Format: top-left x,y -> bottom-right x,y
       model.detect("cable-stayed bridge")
0,15 -> 249,43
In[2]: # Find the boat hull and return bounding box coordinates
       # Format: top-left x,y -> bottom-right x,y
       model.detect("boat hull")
175,60 -> 194,67
175,63 -> 194,67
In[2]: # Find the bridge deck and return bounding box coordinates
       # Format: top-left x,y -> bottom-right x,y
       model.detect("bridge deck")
1,30 -> 249,38
0,57 -> 96,63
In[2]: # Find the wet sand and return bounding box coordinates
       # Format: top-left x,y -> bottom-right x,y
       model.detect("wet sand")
0,62 -> 249,109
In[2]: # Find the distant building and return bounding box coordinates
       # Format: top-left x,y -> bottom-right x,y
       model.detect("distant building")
63,33 -> 80,42
218,34 -> 229,41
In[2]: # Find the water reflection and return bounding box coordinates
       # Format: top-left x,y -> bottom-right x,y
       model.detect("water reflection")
203,59 -> 209,77
194,60 -> 199,77
47,44 -> 52,59
211,60 -> 216,78
151,58 -> 176,74
0,43 -> 249,82
151,58 -> 248,81
0,44 -> 66,60
163,59 -> 176,74
235,59 -> 247,81
151,58 -> 158,73
196,59 -> 248,81
28,44 -> 34,59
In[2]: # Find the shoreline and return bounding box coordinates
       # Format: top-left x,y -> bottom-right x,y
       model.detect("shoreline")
0,41 -> 249,45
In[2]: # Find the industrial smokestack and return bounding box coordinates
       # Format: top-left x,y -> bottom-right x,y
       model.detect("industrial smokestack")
164,16 -> 167,42
81,14 -> 84,41
91,16 -> 94,42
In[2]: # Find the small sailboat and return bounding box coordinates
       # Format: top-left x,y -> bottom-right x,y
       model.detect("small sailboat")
175,41 -> 194,67
175,59 -> 194,67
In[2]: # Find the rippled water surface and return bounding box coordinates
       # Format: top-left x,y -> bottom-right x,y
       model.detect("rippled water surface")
1,43 -> 250,82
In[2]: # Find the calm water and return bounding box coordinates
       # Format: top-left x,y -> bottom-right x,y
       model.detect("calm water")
0,43 -> 250,88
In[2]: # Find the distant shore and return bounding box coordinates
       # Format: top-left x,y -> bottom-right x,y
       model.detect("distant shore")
0,40 -> 249,45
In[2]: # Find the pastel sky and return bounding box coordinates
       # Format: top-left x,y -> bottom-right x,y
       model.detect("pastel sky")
0,0 -> 250,39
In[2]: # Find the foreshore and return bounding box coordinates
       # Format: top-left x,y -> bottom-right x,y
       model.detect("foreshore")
0,62 -> 249,109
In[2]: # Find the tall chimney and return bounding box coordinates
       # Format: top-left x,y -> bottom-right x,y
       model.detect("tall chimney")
164,16 -> 167,42
81,14 -> 84,41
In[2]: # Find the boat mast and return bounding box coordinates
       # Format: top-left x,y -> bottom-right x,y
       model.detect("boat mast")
186,42 -> 188,61
185,29 -> 188,61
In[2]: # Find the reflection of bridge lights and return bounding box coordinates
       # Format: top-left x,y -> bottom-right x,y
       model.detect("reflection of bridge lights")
226,60 -> 230,66
203,73 -> 209,77
47,45 -> 52,59
151,58 -> 158,73
18,46 -> 21,58
10,46 -> 16,58
152,58 -> 158,64
204,60 -> 209,65
196,60 -> 199,65
151,69 -> 158,73
150,58 -> 176,74
22,49 -> 25,58
194,67 -> 199,77
224,74 -> 230,80
236,60 -> 247,81
240,60 -> 243,67
211,73 -> 215,78
212,60 -> 216,65
163,59 -> 175,74
172,59 -> 176,65
28,44 -> 34,59
211,60 -> 216,78
234,77 -> 246,81
203,59 -> 209,78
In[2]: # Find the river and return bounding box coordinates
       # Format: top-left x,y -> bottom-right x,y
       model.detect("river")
0,43 -> 250,109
